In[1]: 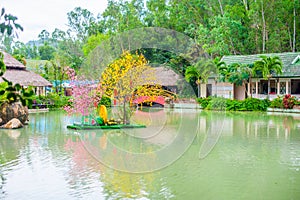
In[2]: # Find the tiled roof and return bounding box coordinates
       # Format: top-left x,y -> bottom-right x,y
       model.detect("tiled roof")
221,52 -> 300,76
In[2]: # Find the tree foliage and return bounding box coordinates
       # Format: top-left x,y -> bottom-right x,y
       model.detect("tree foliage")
253,55 -> 283,98
100,51 -> 160,123
1,1 -> 299,97
100,51 -> 160,99
0,7 -> 23,36
253,56 -> 283,79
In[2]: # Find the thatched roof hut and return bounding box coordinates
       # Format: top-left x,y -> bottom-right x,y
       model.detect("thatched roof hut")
1,51 -> 26,70
1,69 -> 52,87
153,67 -> 181,87
0,51 -> 52,87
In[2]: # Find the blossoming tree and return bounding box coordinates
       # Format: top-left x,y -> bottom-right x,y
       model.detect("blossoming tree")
64,51 -> 162,125
64,66 -> 98,117
100,51 -> 161,124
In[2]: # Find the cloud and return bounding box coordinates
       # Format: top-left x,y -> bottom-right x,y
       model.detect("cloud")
1,0 -> 107,42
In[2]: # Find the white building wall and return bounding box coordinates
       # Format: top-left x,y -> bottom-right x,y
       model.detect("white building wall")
208,79 -> 234,99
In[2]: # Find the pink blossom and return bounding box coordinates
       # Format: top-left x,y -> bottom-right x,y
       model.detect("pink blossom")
63,67 -> 100,116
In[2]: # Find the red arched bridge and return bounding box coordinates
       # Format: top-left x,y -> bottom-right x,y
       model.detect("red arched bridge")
130,85 -> 177,107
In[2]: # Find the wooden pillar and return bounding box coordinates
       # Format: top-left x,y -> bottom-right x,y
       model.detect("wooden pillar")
277,81 -> 280,95
255,81 -> 258,96
286,80 -> 289,94
247,82 -> 250,97
200,84 -> 207,98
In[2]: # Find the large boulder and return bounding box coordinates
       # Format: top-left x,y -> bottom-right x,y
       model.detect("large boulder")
1,118 -> 23,129
0,102 -> 28,126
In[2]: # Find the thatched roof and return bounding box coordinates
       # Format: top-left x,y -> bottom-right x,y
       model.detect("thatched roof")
153,67 -> 181,86
1,69 -> 52,87
1,51 -> 26,70
1,51 -> 52,87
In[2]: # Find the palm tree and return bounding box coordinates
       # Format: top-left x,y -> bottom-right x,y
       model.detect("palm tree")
216,61 -> 228,83
185,59 -> 216,97
253,55 -> 283,99
217,62 -> 250,99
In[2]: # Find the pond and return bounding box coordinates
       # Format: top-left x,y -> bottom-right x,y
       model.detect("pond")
0,109 -> 300,199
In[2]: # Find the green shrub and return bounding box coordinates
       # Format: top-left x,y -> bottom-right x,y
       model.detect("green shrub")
35,92 -> 71,109
242,98 -> 270,111
270,96 -> 283,108
206,97 -> 227,110
99,95 -> 112,107
269,95 -> 298,109
226,99 -> 243,111
197,97 -> 270,111
196,96 -> 212,109
262,99 -> 271,110
195,95 -> 281,111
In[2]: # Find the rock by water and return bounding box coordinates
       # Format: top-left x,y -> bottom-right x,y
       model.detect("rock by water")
0,102 -> 28,126
1,118 -> 23,129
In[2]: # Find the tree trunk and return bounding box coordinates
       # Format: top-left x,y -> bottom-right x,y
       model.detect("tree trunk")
229,38 -> 237,55
197,83 -> 201,98
218,0 -> 224,16
293,3 -> 296,52
267,78 -> 270,100
243,0 -> 249,11
123,98 -> 127,124
261,0 -> 266,53
288,26 -> 293,51
250,76 -> 252,98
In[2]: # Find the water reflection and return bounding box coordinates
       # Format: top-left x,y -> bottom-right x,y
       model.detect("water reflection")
0,110 -> 299,199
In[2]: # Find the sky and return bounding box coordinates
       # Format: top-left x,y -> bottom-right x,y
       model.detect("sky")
1,0 -> 108,43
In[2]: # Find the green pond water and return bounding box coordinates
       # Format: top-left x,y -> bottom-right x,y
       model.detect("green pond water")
0,109 -> 300,200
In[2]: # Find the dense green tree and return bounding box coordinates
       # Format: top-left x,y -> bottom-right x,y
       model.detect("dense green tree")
82,33 -> 109,56
2,1 -> 299,85
55,37 -> 84,69
38,43 -> 55,60
13,41 -> 39,59
67,7 -> 97,41
102,0 -> 145,34
144,0 -> 169,28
